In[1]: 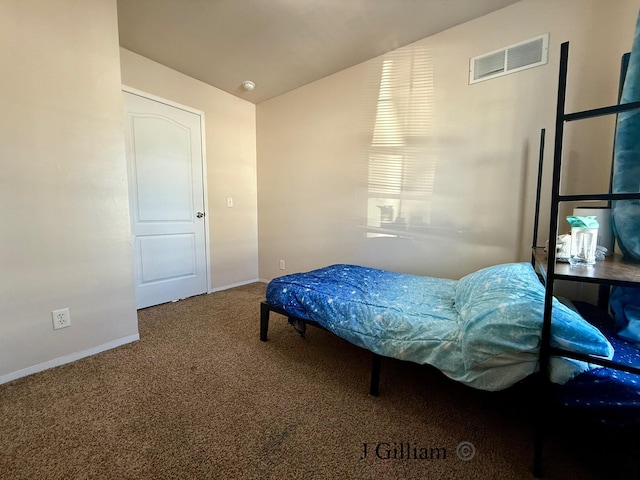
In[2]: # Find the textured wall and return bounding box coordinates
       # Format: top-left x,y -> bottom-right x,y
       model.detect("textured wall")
257,0 -> 640,281
0,0 -> 139,380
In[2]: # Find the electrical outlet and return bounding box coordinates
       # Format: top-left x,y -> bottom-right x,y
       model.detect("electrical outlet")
279,260 -> 285,270
52,308 -> 71,330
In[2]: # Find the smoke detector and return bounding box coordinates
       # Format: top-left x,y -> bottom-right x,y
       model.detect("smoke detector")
241,80 -> 255,91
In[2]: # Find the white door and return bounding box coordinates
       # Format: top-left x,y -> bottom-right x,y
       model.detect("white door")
124,91 -> 208,309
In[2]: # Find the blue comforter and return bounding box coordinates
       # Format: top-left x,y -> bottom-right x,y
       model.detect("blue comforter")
266,262 -> 614,391
557,302 -> 640,424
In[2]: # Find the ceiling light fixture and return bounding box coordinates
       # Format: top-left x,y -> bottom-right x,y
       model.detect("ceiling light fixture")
241,80 -> 255,91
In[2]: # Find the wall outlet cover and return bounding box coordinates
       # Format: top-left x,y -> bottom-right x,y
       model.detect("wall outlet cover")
52,308 -> 71,330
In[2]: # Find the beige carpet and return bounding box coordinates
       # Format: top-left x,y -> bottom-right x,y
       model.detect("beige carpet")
0,283 -> 633,479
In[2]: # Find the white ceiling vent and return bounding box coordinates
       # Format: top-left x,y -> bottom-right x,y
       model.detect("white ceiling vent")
469,34 -> 549,84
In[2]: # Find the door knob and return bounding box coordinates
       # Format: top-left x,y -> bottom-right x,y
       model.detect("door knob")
196,212 -> 205,218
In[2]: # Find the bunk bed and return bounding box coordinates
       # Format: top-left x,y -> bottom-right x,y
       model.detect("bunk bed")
532,32 -> 640,476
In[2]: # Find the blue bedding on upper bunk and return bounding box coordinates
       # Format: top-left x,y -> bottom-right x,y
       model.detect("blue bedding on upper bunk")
266,262 -> 614,391
612,10 -> 640,262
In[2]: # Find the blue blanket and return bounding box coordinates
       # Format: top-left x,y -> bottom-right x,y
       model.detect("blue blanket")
266,262 -> 613,391
610,10 -> 640,345
613,10 -> 640,261
557,302 -> 640,424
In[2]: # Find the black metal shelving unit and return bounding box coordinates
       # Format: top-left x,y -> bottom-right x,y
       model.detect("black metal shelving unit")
531,41 -> 640,477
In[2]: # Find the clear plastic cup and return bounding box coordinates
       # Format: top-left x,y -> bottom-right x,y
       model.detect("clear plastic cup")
569,227 -> 598,266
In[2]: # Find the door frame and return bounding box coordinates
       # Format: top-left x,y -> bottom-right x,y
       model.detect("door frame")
122,85 -> 212,297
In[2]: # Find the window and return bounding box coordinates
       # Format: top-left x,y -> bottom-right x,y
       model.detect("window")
367,47 -> 437,236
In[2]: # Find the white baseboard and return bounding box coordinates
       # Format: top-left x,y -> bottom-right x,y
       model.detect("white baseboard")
0,333 -> 140,385
209,278 -> 262,293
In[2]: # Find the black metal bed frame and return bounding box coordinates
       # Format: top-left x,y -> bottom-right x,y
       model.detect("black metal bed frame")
260,301 -> 382,396
531,41 -> 640,477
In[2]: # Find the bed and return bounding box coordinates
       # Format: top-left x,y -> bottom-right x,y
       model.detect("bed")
551,301 -> 640,425
260,262 -> 636,404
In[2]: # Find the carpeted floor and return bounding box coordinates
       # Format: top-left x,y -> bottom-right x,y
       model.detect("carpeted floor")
0,283 -> 635,479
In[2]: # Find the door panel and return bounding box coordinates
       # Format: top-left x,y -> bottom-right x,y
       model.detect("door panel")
138,234 -> 197,284
124,91 -> 207,309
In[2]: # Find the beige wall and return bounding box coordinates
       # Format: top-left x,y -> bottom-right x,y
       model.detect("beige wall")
257,0 -> 640,281
120,49 -> 259,290
0,0 -> 139,381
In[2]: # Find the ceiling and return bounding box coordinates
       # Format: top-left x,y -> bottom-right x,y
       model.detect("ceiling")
117,0 -> 523,104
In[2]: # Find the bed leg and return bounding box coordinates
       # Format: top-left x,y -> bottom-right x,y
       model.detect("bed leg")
260,302 -> 270,342
532,374 -> 551,478
370,353 -> 381,396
